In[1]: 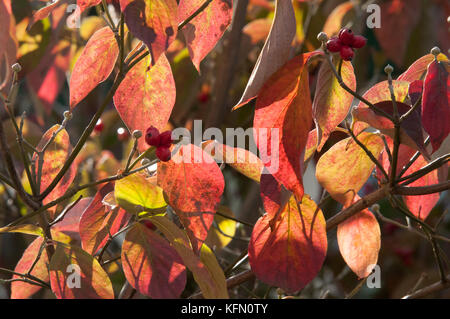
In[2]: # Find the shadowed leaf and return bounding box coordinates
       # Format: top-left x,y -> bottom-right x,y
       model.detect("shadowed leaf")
233,0 -> 297,109
49,243 -> 114,299
148,215 -> 229,298
121,222 -> 186,298
178,0 -> 232,71
119,0 -> 178,64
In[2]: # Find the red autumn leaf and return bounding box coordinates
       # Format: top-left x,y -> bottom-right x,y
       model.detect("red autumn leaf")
403,155 -> 440,220
316,132 -> 384,207
259,171 -> 292,219
312,59 -> 356,151
49,243 -> 114,299
337,203 -> 380,278
121,223 -> 186,298
11,237 -> 49,299
233,0 -> 297,109
253,52 -> 319,202
374,0 -> 421,67
119,0 -> 178,65
157,144 -> 225,253
79,183 -> 131,254
397,53 -> 448,82
33,125 -> 76,215
377,136 -> 439,220
248,195 -> 327,293
69,26 -> 119,109
51,197 -> 93,242
422,58 -> 450,152
113,53 -> 175,152
178,0 -> 232,71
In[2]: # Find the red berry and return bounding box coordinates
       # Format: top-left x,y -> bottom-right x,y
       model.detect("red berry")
94,119 -> 104,133
198,92 -> 210,104
338,28 -> 354,45
351,35 -> 367,49
326,37 -> 342,52
156,146 -> 171,162
117,127 -> 130,141
145,126 -> 160,146
159,131 -> 173,148
340,45 -> 354,61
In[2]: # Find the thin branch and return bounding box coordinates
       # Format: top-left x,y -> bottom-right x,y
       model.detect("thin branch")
178,0 -> 213,30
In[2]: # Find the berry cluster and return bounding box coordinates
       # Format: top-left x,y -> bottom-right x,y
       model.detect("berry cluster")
326,28 -> 367,61
145,126 -> 173,162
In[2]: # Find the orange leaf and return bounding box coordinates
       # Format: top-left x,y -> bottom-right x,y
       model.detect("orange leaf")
119,0 -> 178,65
114,53 -> 175,152
316,132 -> 384,207
337,202 -> 380,278
322,1 -> 354,37
121,223 -> 186,298
398,53 -> 448,82
178,0 -> 232,71
157,144 -> 225,253
69,26 -> 118,109
253,52 -> 319,202
248,195 -> 327,293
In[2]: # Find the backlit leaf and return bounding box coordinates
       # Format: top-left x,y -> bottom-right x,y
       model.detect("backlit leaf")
114,53 -> 175,152
157,144 -> 225,253
69,26 -> 118,109
80,183 -> 131,254
253,52 -> 319,202
233,0 -> 297,109
119,0 -> 178,64
205,206 -> 236,249
398,53 -> 448,82
422,59 -> 450,152
115,172 -> 167,215
34,125 -> 76,215
248,195 -> 327,293
121,222 -> 186,298
312,59 -> 356,151
316,132 -> 384,207
0,224 -> 44,237
49,243 -> 114,299
337,203 -> 380,278
11,237 -> 49,299
178,0 -> 232,71
202,140 -> 263,182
